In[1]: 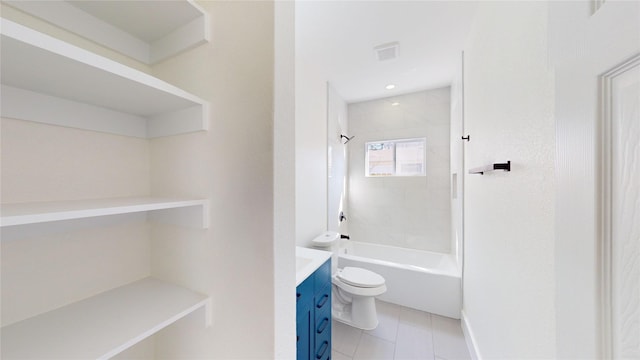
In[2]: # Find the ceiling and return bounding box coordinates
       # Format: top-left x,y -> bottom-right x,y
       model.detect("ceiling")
296,1 -> 478,103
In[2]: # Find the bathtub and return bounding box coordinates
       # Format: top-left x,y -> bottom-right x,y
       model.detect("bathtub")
338,240 -> 462,319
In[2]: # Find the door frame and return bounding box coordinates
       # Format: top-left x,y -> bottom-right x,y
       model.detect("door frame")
598,53 -> 640,359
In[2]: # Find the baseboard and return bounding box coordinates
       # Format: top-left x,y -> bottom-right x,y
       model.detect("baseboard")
461,310 -> 481,360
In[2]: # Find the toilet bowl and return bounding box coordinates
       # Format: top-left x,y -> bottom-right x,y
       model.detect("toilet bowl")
312,231 -> 387,330
332,266 -> 387,330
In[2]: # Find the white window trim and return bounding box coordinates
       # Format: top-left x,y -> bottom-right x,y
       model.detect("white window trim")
365,137 -> 427,177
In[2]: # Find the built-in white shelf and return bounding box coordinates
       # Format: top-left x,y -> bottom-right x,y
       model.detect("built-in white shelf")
0,18 -> 209,138
1,277 -> 211,359
0,197 -> 210,228
4,0 -> 210,65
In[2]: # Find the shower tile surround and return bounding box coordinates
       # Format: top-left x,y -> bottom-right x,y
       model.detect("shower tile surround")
347,88 -> 451,253
332,300 -> 470,360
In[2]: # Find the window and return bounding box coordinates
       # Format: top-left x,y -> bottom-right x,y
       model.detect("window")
365,138 -> 426,177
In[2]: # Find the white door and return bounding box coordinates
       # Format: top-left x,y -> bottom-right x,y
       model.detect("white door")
551,1 -> 640,358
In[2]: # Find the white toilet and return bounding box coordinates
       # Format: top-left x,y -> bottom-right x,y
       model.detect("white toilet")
312,231 -> 387,330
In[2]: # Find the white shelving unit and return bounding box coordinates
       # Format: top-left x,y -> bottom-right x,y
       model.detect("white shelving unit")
1,3 -> 213,357
0,18 -> 210,138
1,197 -> 210,228
1,278 -> 211,359
4,0 -> 210,65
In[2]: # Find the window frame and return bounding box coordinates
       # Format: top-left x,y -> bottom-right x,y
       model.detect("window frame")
364,137 -> 427,177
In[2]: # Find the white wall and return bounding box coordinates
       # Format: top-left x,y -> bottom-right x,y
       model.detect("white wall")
273,1 -> 297,358
294,2 -> 329,246
462,2 -> 556,358
150,1 -> 276,358
347,89 -> 451,253
0,120 -> 151,326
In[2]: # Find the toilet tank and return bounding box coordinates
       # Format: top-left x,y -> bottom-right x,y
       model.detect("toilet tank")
312,231 -> 340,274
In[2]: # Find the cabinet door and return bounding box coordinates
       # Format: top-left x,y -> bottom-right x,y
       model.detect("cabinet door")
297,259 -> 332,360
297,277 -> 313,360
296,305 -> 312,360
314,283 -> 332,360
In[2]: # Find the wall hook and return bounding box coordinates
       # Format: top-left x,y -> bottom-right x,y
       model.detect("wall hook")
340,134 -> 355,144
461,135 -> 470,142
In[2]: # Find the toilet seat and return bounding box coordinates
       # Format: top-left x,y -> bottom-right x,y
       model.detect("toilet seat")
337,267 -> 385,288
332,274 -> 387,297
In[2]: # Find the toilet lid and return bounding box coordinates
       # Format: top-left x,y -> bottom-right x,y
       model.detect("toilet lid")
337,267 -> 385,288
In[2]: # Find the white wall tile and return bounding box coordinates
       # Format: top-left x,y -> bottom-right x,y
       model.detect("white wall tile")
348,88 -> 451,253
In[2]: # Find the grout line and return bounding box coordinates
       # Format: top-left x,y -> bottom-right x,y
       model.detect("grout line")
392,307 -> 401,359
342,305 -> 470,360
351,330 -> 363,360
333,348 -> 353,359
429,311 -> 436,359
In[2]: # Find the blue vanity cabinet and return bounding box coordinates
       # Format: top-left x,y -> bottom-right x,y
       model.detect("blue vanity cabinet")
297,259 -> 331,360
296,277 -> 313,360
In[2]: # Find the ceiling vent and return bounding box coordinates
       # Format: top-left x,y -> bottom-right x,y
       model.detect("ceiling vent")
374,42 -> 399,62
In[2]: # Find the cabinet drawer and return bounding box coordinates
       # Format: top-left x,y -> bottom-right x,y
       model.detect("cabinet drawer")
314,292 -> 331,360
314,284 -> 331,324
314,315 -> 331,339
314,291 -> 330,313
314,338 -> 330,360
315,312 -> 330,333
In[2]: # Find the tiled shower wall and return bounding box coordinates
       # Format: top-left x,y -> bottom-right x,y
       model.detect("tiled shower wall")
347,87 -> 451,253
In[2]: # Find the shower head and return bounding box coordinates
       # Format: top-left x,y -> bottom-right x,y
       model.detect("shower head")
340,134 -> 355,144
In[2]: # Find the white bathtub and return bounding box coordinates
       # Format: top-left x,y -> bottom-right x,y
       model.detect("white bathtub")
338,240 -> 462,319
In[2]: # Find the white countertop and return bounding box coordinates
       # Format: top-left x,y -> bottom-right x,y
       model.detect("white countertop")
296,246 -> 332,286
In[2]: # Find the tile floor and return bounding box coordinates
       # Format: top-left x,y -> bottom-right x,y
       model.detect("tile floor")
332,300 -> 471,360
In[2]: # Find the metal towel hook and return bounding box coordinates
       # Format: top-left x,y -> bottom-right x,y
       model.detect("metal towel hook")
340,134 -> 355,144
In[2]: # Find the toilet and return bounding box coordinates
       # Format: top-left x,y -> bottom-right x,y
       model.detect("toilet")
312,231 -> 387,330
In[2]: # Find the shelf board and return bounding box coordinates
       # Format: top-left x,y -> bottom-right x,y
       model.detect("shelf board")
1,197 -> 210,228
0,19 -> 209,138
4,0 -> 210,64
1,277 -> 211,359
